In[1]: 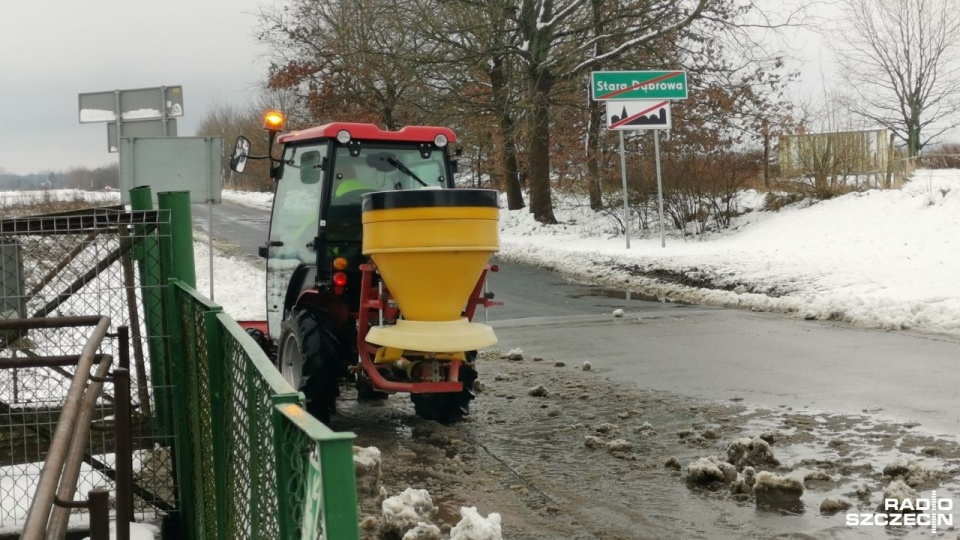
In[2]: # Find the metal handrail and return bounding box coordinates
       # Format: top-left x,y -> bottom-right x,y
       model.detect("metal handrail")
13,316 -> 133,540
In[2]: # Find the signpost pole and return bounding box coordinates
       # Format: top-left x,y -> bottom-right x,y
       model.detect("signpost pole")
114,90 -> 123,145
160,87 -> 168,137
619,130 -> 630,249
208,199 -> 215,301
654,130 -> 666,248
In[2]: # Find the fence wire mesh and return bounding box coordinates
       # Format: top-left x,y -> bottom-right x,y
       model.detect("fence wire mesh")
172,283 -> 359,540
0,207 -> 177,530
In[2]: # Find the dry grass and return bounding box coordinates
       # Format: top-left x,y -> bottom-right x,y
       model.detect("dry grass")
0,191 -> 104,218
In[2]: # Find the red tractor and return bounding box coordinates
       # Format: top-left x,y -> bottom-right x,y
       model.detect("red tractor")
230,112 -> 501,425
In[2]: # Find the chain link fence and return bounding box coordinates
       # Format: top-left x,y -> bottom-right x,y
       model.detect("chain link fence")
169,281 -> 359,540
0,207 -> 177,531
1,196 -> 359,538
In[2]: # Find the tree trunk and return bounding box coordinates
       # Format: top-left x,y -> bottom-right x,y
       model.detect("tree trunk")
527,69 -> 557,224
762,119 -> 770,189
587,99 -> 605,210
501,122 -> 525,209
490,55 -> 525,210
587,0 -> 605,211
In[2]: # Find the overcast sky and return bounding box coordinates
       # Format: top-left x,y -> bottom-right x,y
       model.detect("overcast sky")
0,0 -> 269,175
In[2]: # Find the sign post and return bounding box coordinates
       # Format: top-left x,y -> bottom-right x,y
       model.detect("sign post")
624,131 -> 635,249
591,71 -> 687,248
654,131 -> 666,248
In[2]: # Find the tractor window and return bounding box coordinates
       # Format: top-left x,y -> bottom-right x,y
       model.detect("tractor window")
325,143 -> 451,242
268,143 -> 327,262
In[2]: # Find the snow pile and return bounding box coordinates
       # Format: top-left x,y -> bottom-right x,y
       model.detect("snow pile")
402,522 -> 442,540
381,488 -> 436,537
82,522 -> 160,540
449,507 -> 503,540
753,471 -> 804,508
820,498 -> 852,515
726,437 -> 779,468
353,446 -> 382,497
686,456 -> 736,485
730,466 -> 756,495
879,480 -> 920,512
881,460 -> 941,488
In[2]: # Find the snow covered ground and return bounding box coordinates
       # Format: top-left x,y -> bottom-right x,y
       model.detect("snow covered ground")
222,169 -> 960,337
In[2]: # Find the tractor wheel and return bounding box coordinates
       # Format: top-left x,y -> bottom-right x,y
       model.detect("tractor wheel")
356,371 -> 389,400
277,306 -> 341,425
410,352 -> 478,424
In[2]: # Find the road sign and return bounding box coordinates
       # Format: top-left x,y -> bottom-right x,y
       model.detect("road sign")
107,118 -> 177,152
119,137 -> 222,205
591,71 -> 688,101
606,100 -> 671,130
79,86 -> 184,123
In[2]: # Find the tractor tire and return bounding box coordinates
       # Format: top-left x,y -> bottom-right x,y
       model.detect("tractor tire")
410,352 -> 478,424
356,371 -> 389,400
277,306 -> 341,425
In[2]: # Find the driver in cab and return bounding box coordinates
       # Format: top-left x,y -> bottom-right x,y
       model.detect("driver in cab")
334,164 -> 378,199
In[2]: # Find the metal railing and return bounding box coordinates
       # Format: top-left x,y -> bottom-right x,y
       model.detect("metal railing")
0,204 -> 175,531
168,281 -> 360,540
2,191 -> 360,538
5,317 -> 133,540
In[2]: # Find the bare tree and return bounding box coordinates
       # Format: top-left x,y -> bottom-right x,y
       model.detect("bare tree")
834,0 -> 960,157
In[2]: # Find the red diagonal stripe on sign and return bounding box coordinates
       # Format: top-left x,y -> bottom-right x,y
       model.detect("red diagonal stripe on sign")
610,101 -> 668,129
598,71 -> 683,100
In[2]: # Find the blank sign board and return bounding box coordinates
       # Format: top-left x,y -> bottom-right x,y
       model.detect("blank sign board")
119,137 -> 222,204
79,86 -> 184,123
107,119 -> 177,152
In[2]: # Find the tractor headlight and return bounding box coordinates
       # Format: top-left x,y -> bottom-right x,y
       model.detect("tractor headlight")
337,129 -> 351,144
433,134 -> 448,148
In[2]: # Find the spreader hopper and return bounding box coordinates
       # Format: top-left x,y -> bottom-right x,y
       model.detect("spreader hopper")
361,189 -> 499,352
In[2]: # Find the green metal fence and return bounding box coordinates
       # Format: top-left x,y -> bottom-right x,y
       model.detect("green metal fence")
166,280 -> 360,540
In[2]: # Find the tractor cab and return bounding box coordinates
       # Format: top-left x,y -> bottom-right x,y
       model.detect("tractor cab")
233,120 -> 459,339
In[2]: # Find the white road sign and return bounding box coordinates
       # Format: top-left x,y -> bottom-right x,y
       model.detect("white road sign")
606,100 -> 671,130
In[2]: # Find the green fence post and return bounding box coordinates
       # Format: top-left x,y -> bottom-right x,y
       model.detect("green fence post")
164,279 -> 198,537
204,309 -> 229,540
272,395 -> 302,540
317,435 -> 360,540
247,361 -> 264,540
272,399 -> 360,540
157,191 -> 197,288
129,186 -> 170,437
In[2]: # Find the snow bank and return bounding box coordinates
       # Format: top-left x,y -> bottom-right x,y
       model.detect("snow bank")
220,190 -> 273,212
496,169 -> 960,336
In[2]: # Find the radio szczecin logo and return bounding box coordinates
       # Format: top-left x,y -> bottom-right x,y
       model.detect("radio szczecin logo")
846,492 -> 953,534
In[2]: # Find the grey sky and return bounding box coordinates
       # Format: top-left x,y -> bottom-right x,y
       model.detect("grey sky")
0,0 -> 269,175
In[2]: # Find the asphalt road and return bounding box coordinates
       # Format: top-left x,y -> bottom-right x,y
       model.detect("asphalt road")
193,201 -> 960,437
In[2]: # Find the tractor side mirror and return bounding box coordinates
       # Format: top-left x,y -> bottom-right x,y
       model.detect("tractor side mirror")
229,136 -> 251,173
